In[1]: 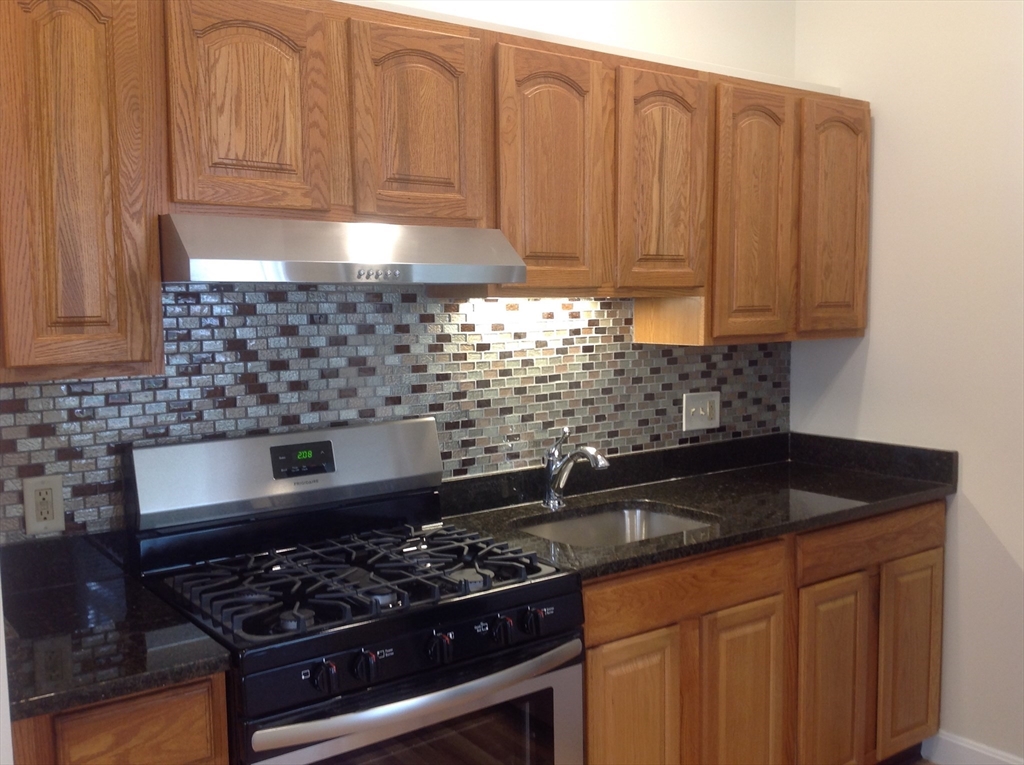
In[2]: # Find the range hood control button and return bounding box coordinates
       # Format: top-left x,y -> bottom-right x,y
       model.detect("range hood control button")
357,269 -> 365,278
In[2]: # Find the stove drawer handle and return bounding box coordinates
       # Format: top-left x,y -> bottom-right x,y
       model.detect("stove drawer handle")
251,638 -> 582,754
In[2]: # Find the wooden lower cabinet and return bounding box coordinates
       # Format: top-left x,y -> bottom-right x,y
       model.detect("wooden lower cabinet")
12,674 -> 229,765
795,503 -> 946,765
876,548 -> 943,759
797,572 -> 871,765
585,503 -> 946,765
701,594 -> 786,765
587,625 -> 681,765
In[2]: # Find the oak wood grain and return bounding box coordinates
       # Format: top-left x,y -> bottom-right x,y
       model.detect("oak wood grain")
616,65 -> 710,289
166,0 -> 330,209
799,96 -> 871,333
587,625 -> 681,765
876,549 -> 943,760
797,571 -> 871,765
350,19 -> 482,219
712,80 -> 798,339
701,594 -> 786,765
796,502 -> 946,587
13,675 -> 227,765
0,0 -> 163,380
496,42 -> 614,290
583,541 -> 786,648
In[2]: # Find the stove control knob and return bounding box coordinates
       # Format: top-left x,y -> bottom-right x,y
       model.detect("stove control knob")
427,632 -> 454,665
491,615 -> 515,646
312,659 -> 339,695
352,650 -> 379,684
522,607 -> 546,636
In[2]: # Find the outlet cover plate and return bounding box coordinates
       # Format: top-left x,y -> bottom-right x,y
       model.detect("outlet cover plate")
682,392 -> 721,432
24,475 -> 64,535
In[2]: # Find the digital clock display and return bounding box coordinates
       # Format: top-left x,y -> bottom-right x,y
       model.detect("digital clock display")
270,441 -> 335,479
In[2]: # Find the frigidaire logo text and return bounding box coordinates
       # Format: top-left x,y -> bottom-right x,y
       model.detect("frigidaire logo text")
294,478 -> 320,486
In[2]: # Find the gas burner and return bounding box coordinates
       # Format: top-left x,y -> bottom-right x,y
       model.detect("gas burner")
278,607 -> 316,633
446,567 -> 493,593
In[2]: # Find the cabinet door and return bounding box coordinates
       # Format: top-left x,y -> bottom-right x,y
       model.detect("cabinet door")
712,83 -> 798,337
617,66 -> 710,289
0,0 -> 162,379
799,97 -> 870,333
496,43 -> 613,289
587,625 -> 681,765
350,20 -> 482,219
877,548 -> 943,759
166,0 -> 329,210
798,572 -> 871,765
701,594 -> 785,765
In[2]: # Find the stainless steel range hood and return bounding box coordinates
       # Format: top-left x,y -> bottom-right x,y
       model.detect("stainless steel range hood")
160,214 -> 526,285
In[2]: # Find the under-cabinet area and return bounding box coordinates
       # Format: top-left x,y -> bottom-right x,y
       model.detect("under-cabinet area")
583,501 -> 944,765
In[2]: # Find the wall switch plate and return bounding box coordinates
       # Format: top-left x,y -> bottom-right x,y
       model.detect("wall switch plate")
23,475 -> 65,535
682,392 -> 721,431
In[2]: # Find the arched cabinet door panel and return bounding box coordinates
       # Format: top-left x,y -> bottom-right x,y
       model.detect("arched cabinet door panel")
0,0 -> 163,380
712,83 -> 798,338
496,43 -> 614,290
617,66 -> 710,289
166,0 -> 330,210
350,19 -> 483,219
799,97 -> 870,333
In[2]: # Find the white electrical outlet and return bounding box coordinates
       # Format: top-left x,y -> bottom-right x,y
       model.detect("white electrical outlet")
23,475 -> 65,535
682,391 -> 721,431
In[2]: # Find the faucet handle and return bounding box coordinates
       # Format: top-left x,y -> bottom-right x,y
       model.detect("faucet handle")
546,426 -> 571,462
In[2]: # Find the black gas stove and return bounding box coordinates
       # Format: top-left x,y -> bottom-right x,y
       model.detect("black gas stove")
125,418 -> 584,765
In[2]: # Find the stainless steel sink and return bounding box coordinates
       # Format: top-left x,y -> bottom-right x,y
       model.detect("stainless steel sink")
520,499 -> 716,548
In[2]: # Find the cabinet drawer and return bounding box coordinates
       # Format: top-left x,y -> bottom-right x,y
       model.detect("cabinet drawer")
583,540 -> 786,647
796,502 -> 945,586
52,675 -> 228,765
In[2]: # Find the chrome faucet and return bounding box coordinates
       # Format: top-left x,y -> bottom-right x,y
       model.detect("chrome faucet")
543,427 -> 609,511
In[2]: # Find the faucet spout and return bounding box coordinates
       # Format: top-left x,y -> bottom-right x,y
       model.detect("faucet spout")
543,432 -> 609,511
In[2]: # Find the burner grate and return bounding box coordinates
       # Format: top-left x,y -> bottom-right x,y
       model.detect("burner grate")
160,525 -> 553,644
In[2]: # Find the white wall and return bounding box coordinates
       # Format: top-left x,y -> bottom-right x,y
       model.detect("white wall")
355,0 -> 798,81
792,1 -> 1024,761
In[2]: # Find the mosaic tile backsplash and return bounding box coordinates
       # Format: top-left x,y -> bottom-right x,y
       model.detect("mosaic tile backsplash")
0,284 -> 790,543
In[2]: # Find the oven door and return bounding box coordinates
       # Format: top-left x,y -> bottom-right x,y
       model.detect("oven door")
248,637 -> 583,765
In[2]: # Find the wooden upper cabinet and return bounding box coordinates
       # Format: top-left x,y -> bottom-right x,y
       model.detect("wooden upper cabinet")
350,20 -> 482,219
617,66 -> 710,289
0,0 -> 163,380
166,0 -> 330,210
496,43 -> 614,290
712,82 -> 798,338
799,97 -> 870,333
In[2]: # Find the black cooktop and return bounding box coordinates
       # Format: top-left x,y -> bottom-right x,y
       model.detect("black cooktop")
160,525 -> 558,648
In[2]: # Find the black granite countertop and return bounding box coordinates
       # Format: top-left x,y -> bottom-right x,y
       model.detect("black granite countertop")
1,432 -> 956,721
1,534 -> 231,721
443,433 -> 958,580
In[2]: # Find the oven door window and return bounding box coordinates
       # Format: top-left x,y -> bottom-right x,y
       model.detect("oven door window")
339,688 -> 553,765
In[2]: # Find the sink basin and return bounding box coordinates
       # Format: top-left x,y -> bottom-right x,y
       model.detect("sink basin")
520,500 -> 717,548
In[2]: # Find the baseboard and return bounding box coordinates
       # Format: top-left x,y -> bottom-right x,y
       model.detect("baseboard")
922,731 -> 1024,765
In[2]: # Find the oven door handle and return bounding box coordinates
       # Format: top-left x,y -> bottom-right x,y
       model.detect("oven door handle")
251,638 -> 582,753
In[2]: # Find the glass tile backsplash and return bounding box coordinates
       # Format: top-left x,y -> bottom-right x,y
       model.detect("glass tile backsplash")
0,284 -> 789,543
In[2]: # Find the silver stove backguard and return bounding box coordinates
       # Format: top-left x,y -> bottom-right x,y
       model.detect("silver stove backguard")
129,418 -> 443,531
